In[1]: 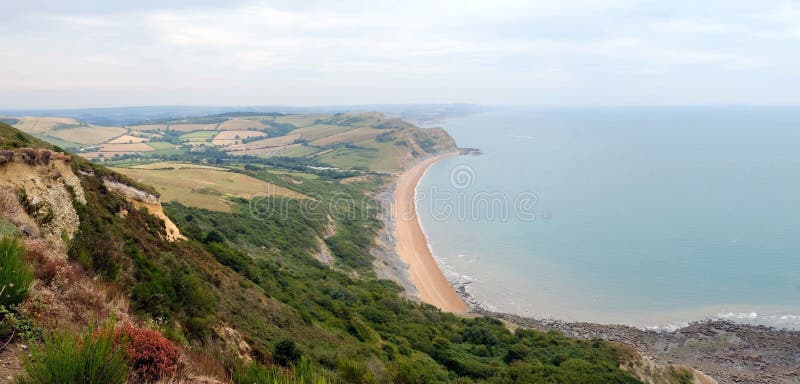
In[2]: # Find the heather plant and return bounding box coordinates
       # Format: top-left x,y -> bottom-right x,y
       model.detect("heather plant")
115,323 -> 180,382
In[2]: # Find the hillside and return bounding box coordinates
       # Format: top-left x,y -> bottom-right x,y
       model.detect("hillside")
0,121 -> 707,383
4,112 -> 456,173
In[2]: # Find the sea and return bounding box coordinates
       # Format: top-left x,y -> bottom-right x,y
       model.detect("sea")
415,107 -> 800,330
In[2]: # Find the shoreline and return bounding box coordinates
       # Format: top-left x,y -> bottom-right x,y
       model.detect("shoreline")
393,151 -> 467,313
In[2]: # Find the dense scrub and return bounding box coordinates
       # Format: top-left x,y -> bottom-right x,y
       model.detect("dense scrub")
167,202 -> 643,383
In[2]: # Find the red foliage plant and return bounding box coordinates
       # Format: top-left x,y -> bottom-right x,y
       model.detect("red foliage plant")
115,323 -> 180,382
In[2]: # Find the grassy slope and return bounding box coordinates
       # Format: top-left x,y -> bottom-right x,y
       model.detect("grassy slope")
0,122 -> 650,383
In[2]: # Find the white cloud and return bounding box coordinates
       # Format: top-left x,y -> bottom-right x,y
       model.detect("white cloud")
0,0 -> 797,108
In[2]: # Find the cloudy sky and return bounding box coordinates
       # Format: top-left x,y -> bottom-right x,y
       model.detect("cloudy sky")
1,0 -> 799,108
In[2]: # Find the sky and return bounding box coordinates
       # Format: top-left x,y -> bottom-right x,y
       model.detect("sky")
1,0 -> 799,108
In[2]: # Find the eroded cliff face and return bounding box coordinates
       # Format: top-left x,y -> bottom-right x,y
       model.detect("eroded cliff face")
0,148 -> 184,249
0,150 -> 85,251
102,178 -> 185,241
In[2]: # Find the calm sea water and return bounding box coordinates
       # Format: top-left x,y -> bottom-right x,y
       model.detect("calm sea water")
416,107 -> 800,329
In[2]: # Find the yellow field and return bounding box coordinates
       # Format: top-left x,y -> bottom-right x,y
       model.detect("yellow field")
11,116 -> 80,134
10,116 -> 126,145
50,126 -> 127,145
311,127 -> 384,146
108,134 -> 149,144
217,118 -> 268,131
129,124 -> 168,132
129,162 -> 224,170
99,142 -> 156,152
112,163 -> 309,212
165,123 -> 219,132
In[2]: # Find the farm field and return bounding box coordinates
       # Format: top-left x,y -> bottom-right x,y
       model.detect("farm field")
179,131 -> 217,142
9,116 -> 126,145
9,111 -> 454,172
129,124 -> 168,132
108,134 -> 149,144
49,125 -> 127,145
99,142 -> 156,152
217,118 -> 268,130
211,130 -> 267,146
164,123 -> 219,132
112,162 -> 309,212
311,127 -> 384,146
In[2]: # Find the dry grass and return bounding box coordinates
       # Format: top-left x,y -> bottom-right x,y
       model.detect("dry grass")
107,134 -> 149,144
111,164 -> 309,212
217,118 -> 268,131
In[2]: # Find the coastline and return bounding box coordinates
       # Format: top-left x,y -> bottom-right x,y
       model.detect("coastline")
393,151 -> 467,313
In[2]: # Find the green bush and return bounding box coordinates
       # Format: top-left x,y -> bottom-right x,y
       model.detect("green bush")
17,324 -> 129,384
233,357 -> 329,384
0,237 -> 33,307
274,339 -> 302,367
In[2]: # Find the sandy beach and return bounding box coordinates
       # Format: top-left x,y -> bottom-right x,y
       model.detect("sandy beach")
394,152 -> 467,313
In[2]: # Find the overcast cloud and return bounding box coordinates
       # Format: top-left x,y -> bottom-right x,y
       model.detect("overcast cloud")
1,0 -> 799,108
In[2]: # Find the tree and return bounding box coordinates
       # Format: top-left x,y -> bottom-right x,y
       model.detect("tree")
273,339 -> 301,366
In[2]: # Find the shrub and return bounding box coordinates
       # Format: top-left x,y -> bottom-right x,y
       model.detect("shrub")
0,237 -> 33,307
17,324 -> 128,384
115,323 -> 180,382
233,357 -> 328,384
273,339 -> 301,366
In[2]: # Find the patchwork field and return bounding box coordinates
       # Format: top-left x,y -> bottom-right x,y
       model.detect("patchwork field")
179,131 -> 217,142
112,163 -> 309,212
227,133 -> 301,152
217,118 -> 268,130
108,134 -> 149,144
6,116 -> 79,134
228,143 -> 307,157
293,124 -> 356,141
10,111 -> 454,172
274,114 -> 334,127
211,130 -> 267,146
311,127 -> 384,146
10,116 -> 127,145
164,123 -> 219,132
129,124 -> 168,132
50,125 -> 127,145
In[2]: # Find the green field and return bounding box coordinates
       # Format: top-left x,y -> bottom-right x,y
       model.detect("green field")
179,131 -> 218,141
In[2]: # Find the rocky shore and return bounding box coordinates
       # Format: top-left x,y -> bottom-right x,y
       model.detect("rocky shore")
473,308 -> 800,384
